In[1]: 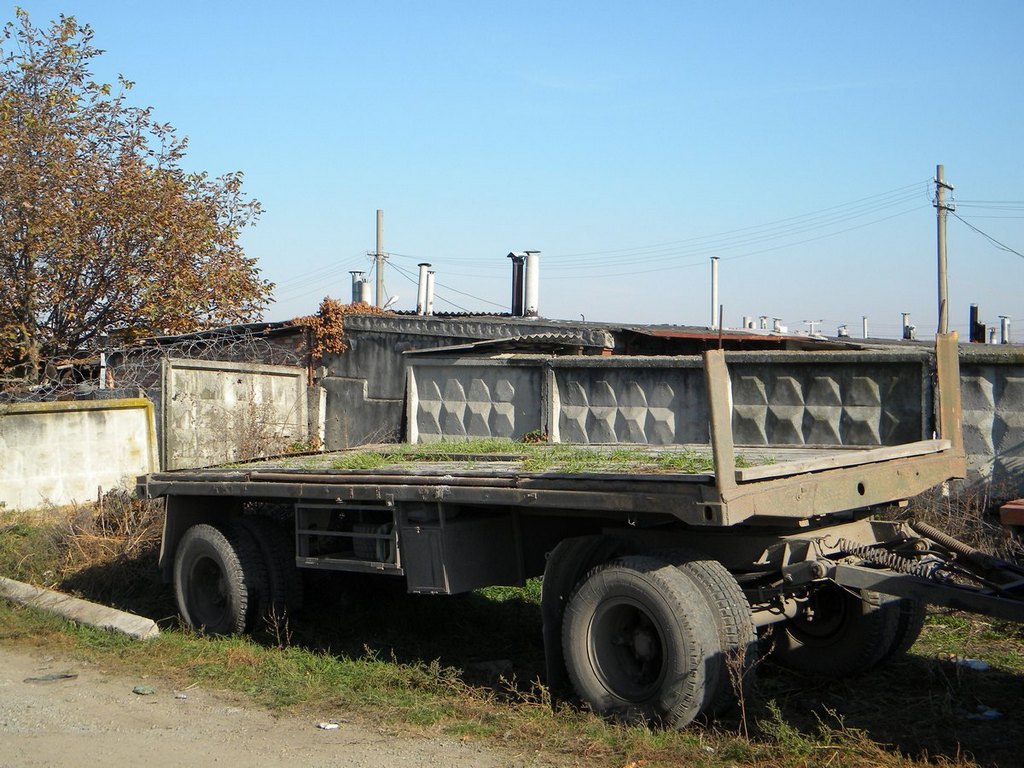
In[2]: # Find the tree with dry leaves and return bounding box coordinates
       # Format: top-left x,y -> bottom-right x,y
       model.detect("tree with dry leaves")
0,10 -> 273,380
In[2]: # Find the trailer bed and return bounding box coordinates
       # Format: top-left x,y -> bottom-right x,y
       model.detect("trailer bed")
139,438 -> 958,528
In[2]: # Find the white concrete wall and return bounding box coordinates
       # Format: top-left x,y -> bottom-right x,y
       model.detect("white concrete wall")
162,358 -> 308,469
0,399 -> 157,511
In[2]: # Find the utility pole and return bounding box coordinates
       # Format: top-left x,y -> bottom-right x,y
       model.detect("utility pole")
375,209 -> 385,308
934,165 -> 954,334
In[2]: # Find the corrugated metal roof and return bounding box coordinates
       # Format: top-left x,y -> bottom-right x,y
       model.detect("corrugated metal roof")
404,332 -> 606,356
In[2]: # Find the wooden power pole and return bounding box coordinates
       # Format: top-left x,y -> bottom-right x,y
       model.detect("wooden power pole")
935,165 -> 954,334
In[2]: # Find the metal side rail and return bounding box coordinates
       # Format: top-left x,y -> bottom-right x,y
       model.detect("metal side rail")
829,521 -> 1024,623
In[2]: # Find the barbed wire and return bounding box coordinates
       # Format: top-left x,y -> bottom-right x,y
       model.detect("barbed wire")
1,327 -> 308,404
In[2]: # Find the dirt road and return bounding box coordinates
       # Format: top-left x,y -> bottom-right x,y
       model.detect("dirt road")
0,646 -> 547,768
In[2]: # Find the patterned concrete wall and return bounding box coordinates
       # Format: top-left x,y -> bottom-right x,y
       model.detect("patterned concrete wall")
961,361 -> 1024,493
728,361 -> 926,446
409,351 -> 931,448
408,361 -> 543,443
551,363 -> 708,444
549,355 -> 928,447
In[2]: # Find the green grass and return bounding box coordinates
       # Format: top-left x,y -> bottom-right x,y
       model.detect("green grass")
325,439 -> 735,475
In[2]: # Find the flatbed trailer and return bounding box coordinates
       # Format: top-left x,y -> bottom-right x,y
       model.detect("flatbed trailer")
138,334 -> 1024,728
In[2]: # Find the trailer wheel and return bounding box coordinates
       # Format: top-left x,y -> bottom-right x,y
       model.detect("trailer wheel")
236,516 -> 304,619
769,585 -> 898,676
173,523 -> 267,636
562,556 -> 719,728
879,596 -> 926,663
671,557 -> 757,715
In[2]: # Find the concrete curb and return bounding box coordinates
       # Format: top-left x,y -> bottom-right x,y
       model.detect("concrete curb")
0,577 -> 160,640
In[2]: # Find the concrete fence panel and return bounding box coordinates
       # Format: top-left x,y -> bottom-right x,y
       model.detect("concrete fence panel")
0,398 -> 157,511
162,358 -> 308,469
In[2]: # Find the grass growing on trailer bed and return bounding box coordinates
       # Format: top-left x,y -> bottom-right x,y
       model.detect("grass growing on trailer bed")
250,439 -> 764,475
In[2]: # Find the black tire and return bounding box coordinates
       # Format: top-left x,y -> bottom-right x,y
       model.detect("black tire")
672,557 -> 757,715
236,516 -> 304,619
878,596 -> 927,663
541,535 -> 634,698
561,556 -> 719,728
173,523 -> 268,636
769,584 -> 899,677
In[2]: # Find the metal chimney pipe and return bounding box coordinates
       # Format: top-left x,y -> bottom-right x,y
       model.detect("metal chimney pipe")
524,250 -> 541,317
838,324 -> 849,338
710,257 -> 720,329
416,262 -> 431,315
1000,316 -> 1011,344
742,315 -> 752,329
508,252 -> 525,316
350,271 -> 365,304
989,327 -> 998,344
969,304 -> 988,344
862,316 -> 869,339
425,271 -> 435,315
901,312 -> 912,340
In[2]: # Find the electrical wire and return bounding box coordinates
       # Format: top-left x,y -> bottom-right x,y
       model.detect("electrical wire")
950,212 -> 1024,260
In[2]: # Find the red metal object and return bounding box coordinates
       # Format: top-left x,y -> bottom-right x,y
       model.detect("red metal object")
1000,499 -> 1024,529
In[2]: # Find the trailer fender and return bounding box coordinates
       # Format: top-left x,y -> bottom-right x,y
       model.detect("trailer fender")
159,496 -> 240,583
541,535 -> 636,699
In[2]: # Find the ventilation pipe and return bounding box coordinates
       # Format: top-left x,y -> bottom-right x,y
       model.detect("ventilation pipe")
524,250 -> 540,318
838,324 -> 850,338
989,327 -> 998,344
759,316 -> 768,330
350,271 -> 369,304
1000,316 -> 1011,344
970,304 -> 986,343
508,252 -> 526,316
416,263 -> 431,315
901,313 -> 915,341
862,316 -> 869,339
710,257 -> 720,330
773,318 -> 787,333
425,270 -> 435,315
742,316 -> 752,329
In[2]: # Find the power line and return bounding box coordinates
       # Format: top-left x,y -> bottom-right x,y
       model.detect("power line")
543,204 -> 926,280
545,180 -> 929,264
951,211 -> 1024,259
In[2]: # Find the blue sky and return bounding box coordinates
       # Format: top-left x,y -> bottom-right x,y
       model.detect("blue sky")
9,2 -> 1024,338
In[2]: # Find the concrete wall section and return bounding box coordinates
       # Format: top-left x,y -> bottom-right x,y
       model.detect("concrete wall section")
549,360 -> 707,445
324,315 -> 614,448
323,377 -> 404,447
961,361 -> 1024,494
0,399 -> 157,511
548,353 -> 928,447
408,351 -> 933,449
726,359 -> 927,446
409,359 -> 543,443
162,358 -> 308,469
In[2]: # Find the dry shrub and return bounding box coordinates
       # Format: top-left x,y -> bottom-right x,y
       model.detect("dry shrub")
61,490 -> 164,572
289,297 -> 392,357
56,490 -> 168,615
899,483 -> 1024,562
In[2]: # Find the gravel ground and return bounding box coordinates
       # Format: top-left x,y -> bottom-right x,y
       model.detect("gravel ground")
0,645 -> 550,768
